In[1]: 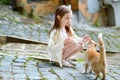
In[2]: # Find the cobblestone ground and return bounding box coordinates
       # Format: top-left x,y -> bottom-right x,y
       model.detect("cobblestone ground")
0,53 -> 120,80
0,5 -> 120,80
0,43 -> 120,80
0,5 -> 120,52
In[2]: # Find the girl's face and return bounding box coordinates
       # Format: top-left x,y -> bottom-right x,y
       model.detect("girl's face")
58,12 -> 72,28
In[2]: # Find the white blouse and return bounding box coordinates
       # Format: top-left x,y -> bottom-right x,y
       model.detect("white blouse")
48,29 -> 84,67
60,29 -> 68,39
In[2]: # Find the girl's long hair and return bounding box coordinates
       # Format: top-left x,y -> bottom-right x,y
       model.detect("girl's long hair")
48,5 -> 74,37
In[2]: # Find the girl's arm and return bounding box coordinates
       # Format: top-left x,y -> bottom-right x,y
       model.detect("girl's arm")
72,33 -> 90,43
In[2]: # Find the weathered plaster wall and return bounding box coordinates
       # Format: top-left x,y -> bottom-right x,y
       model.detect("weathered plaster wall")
111,2 -> 120,27
78,0 -> 106,26
15,0 -> 115,27
70,0 -> 78,10
104,0 -> 120,27
16,0 -> 59,17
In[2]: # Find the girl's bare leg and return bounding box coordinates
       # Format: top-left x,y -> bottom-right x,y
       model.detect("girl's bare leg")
62,41 -> 83,60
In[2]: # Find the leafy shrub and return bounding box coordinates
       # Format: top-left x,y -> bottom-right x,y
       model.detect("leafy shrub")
0,0 -> 11,5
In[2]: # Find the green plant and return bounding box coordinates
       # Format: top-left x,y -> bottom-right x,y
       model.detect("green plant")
93,20 -> 100,27
0,0 -> 11,5
76,59 -> 84,62
40,77 -> 48,80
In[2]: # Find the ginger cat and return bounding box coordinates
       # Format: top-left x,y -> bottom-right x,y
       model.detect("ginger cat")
85,33 -> 107,80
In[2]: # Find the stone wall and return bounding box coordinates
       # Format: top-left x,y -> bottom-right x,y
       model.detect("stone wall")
16,0 -> 59,17
111,2 -> 120,27
78,0 -> 107,26
70,0 -> 78,10
15,0 -> 79,18
104,0 -> 120,27
15,0 -> 111,26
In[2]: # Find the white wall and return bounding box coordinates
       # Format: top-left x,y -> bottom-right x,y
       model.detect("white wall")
104,0 -> 120,27
111,2 -> 120,27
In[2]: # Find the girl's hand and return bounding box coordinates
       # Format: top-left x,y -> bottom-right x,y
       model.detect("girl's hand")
64,37 -> 73,45
82,35 -> 90,42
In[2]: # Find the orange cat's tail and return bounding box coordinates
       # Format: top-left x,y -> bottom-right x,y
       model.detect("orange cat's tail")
98,33 -> 107,66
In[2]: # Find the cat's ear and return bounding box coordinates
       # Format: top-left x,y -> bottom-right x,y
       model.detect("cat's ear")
95,43 -> 99,47
86,38 -> 91,44
88,37 -> 92,43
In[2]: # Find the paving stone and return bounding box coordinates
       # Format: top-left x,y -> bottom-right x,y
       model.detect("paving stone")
76,62 -> 85,73
26,61 -> 41,80
107,66 -> 120,80
12,62 -> 25,67
105,75 -> 115,80
39,32 -> 49,43
0,55 -> 3,59
0,65 -> 12,72
12,66 -> 25,74
76,62 -> 94,80
31,31 -> 39,41
16,24 -> 24,30
0,21 -> 2,24
75,62 -> 119,80
63,68 -> 90,80
8,25 -> 17,31
53,68 -> 75,80
32,25 -> 40,30
0,53 -> 120,80
4,29 -> 14,35
38,62 -> 57,68
13,30 -> 26,38
0,29 -> 6,35
0,24 -> 9,30
0,55 -> 15,66
107,72 -> 119,80
27,60 -> 37,65
14,74 -> 26,80
14,57 -> 27,63
39,68 -> 58,80
0,72 -> 14,79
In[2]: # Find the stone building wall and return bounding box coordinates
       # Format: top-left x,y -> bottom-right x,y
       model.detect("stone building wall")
111,2 -> 120,27
16,0 -> 59,17
15,0 -> 119,27
69,0 -> 78,10
78,0 -> 106,26
104,0 -> 120,27
15,0 -> 79,18
15,0 -> 106,26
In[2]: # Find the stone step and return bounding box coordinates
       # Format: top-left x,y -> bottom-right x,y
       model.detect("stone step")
0,54 -> 119,80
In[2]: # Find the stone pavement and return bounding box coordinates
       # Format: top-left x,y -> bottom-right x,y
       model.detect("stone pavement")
0,5 -> 120,52
0,53 -> 120,80
0,5 -> 120,80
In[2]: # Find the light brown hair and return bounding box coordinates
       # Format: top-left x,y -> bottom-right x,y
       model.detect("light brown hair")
48,5 -> 74,37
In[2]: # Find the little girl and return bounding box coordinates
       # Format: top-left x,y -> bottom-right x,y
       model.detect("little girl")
48,5 -> 90,67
